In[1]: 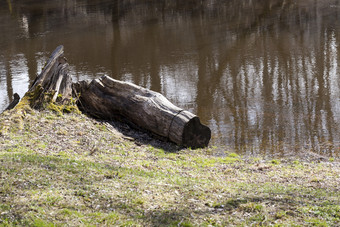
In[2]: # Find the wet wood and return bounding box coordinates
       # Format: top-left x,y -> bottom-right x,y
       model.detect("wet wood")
74,76 -> 211,148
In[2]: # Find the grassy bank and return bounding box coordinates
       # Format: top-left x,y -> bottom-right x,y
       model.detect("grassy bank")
0,109 -> 339,226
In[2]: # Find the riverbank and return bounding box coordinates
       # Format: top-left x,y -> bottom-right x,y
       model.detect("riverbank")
0,109 -> 339,226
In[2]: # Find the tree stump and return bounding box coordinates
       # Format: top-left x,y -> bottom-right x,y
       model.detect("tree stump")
28,45 -> 73,109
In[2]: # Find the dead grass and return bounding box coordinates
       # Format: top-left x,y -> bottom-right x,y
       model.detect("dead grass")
0,109 -> 339,226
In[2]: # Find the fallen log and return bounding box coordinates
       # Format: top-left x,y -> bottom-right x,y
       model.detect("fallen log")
13,45 -> 211,148
74,76 -> 211,148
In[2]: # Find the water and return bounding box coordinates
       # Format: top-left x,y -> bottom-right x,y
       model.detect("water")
1,0 -> 339,157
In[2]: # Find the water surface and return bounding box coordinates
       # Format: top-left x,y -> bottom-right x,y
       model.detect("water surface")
1,0 -> 339,157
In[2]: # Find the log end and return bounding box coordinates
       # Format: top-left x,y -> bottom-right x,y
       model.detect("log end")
182,117 -> 211,149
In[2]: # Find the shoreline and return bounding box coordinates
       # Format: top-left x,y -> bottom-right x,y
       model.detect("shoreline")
0,109 -> 339,226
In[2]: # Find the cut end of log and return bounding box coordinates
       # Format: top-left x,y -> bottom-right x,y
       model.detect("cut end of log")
182,117 -> 211,149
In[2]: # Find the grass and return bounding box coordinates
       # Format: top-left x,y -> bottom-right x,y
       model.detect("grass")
0,109 -> 339,226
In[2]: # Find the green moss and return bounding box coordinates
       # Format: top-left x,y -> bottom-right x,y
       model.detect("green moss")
46,102 -> 63,116
13,83 -> 81,115
18,85 -> 44,109
271,159 -> 280,165
46,98 -> 81,115
0,84 -> 79,136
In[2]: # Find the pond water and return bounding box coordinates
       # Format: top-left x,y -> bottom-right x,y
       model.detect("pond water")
1,0 -> 339,157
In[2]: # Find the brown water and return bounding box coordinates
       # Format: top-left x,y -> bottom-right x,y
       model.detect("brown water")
1,0 -> 339,157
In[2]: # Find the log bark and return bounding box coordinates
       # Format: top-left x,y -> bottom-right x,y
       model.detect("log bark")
74,76 -> 211,148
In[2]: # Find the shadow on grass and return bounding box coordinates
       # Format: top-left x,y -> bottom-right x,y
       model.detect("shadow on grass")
78,105 -> 183,153
107,119 -> 182,152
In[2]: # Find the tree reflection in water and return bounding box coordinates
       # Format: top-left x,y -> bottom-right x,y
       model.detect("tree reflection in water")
0,0 -> 339,156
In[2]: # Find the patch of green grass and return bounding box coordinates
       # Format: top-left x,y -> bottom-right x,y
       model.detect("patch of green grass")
239,202 -> 264,213
228,152 -> 239,158
0,110 -> 339,226
246,213 -> 267,225
299,205 -> 340,223
274,210 -> 287,219
176,220 -> 194,227
194,156 -> 217,167
293,160 -> 300,165
304,218 -> 328,227
99,212 -> 120,225
220,156 -> 240,163
252,157 -> 261,162
30,218 -> 55,227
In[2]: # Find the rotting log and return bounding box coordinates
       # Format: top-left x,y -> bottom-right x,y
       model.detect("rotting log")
73,76 -> 211,148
